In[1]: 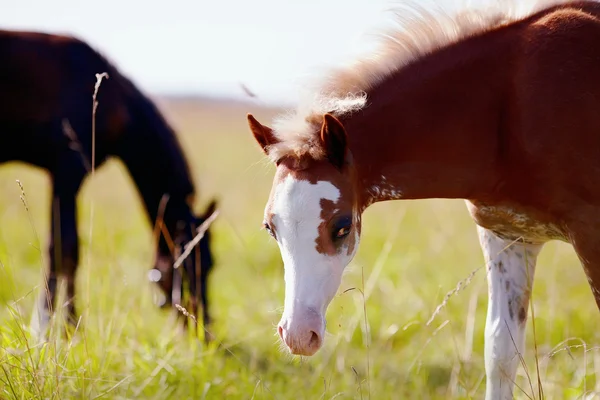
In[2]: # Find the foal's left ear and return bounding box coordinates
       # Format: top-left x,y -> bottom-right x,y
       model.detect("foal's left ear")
320,113 -> 347,169
248,114 -> 279,155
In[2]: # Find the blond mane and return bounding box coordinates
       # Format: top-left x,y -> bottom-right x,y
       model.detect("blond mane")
268,0 -> 580,162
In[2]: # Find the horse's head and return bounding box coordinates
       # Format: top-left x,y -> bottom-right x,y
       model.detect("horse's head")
148,199 -> 217,309
248,113 -> 363,356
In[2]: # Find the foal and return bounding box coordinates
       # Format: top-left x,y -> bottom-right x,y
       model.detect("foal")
0,30 -> 217,341
248,1 -> 600,398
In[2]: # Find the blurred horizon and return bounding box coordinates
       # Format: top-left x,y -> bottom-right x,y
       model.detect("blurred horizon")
3,0 -> 401,107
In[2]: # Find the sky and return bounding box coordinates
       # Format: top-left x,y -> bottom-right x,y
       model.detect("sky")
3,0 -> 465,106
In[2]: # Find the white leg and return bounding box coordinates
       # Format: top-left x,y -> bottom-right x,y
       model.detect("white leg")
476,226 -> 543,400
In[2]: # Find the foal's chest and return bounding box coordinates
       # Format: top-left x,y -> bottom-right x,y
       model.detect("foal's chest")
465,200 -> 566,243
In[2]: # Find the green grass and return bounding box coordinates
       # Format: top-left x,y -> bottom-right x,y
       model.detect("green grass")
0,97 -> 598,399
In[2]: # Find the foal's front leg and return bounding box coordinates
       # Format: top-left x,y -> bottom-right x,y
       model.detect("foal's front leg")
476,226 -> 543,400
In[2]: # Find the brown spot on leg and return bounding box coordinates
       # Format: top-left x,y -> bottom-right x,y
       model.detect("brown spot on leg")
507,298 -> 514,320
516,291 -> 531,324
497,261 -> 506,273
518,306 -> 527,324
505,280 -> 510,292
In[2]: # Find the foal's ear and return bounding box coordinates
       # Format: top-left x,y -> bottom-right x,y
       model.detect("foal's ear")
247,114 -> 278,155
320,113 -> 347,169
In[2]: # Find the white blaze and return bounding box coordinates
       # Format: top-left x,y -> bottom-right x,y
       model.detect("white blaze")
270,175 -> 343,318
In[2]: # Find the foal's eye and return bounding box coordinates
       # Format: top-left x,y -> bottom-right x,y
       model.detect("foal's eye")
264,222 -> 275,238
335,226 -> 351,239
332,216 -> 352,241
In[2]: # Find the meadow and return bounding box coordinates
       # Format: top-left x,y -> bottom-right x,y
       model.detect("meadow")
0,96 -> 598,399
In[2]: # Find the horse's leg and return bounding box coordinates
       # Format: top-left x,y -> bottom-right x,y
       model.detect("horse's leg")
31,245 -> 58,340
200,272 -> 213,343
476,226 -> 544,400
31,191 -> 80,338
51,160 -> 85,329
53,191 -> 81,327
568,225 -> 600,309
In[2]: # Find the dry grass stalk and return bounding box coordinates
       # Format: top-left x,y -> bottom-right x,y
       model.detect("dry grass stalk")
173,209 -> 220,270
151,194 -> 176,256
174,304 -> 197,325
91,72 -> 108,177
61,119 -> 92,172
426,265 -> 483,326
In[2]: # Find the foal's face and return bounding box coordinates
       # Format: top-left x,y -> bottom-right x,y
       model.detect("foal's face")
249,113 -> 361,356
265,161 -> 361,355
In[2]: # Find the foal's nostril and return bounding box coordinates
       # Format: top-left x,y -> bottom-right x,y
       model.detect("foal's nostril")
277,325 -> 284,339
309,331 -> 320,348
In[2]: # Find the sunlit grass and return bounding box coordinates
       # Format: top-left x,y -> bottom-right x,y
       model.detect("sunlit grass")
0,98 -> 598,399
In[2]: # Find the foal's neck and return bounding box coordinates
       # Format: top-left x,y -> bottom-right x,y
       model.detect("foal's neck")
343,24 -> 518,208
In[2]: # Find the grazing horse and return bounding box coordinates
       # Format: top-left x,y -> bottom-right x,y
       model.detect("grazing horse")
247,0 -> 600,398
0,29 -> 217,341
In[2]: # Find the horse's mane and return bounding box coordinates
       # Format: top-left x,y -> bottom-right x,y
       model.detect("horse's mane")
121,81 -> 197,199
267,0 -> 581,163
68,33 -> 198,203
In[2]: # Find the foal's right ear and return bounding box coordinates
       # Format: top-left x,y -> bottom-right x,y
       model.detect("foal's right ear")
247,114 -> 279,155
320,113 -> 347,169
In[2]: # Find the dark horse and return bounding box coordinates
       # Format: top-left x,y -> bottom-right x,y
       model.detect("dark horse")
0,29 -> 217,341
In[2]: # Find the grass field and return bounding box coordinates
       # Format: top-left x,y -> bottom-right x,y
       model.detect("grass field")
0,96 -> 598,399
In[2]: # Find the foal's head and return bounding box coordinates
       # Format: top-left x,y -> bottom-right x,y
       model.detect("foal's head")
248,113 -> 363,356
